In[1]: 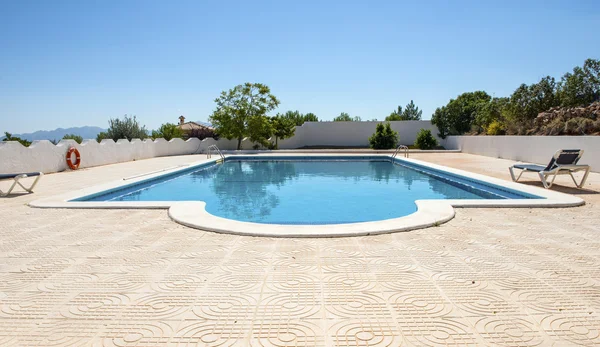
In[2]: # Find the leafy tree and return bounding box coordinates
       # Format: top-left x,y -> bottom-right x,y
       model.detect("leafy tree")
386,101 -> 422,121
270,115 -> 296,148
151,123 -> 184,141
431,106 -> 449,138
303,113 -> 319,123
247,114 -> 273,148
385,106 -> 403,121
368,122 -> 398,149
473,97 -> 509,133
2,132 -> 31,147
506,76 -> 559,125
402,100 -> 422,120
486,120 -> 506,135
334,112 -> 361,121
104,115 -> 148,141
280,110 -> 318,126
558,58 -> 600,107
96,132 -> 109,143
431,91 -> 491,137
414,129 -> 438,149
62,134 -> 83,144
209,83 -> 280,149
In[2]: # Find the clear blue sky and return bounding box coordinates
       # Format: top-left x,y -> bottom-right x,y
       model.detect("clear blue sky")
1,0 -> 598,134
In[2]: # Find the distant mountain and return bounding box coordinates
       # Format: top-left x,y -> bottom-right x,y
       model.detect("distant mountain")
1,126 -> 107,142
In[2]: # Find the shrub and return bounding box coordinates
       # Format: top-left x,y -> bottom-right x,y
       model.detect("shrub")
369,122 -> 398,149
62,134 -> 83,143
188,127 -> 219,140
151,123 -> 183,141
96,132 -> 109,143
105,115 -> 148,141
486,121 -> 506,135
575,117 -> 596,134
543,117 -> 564,135
414,129 -> 438,149
564,118 -> 579,135
2,132 -> 31,147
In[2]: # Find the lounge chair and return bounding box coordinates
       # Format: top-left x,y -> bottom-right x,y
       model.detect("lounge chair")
0,172 -> 43,196
509,149 -> 591,189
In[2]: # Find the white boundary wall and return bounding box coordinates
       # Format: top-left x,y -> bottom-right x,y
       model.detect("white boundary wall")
1,121 -> 439,174
0,137 -> 240,174
278,121 -> 439,148
443,136 -> 600,172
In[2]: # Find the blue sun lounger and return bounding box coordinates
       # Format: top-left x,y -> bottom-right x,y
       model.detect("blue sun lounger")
509,149 -> 591,189
0,172 -> 43,196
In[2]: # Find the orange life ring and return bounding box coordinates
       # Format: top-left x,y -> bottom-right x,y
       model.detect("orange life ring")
66,147 -> 81,170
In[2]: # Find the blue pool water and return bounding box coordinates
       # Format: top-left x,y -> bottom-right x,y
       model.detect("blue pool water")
81,157 -> 539,224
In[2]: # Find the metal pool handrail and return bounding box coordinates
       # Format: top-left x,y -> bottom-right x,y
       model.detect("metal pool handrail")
392,145 -> 409,158
207,144 -> 224,160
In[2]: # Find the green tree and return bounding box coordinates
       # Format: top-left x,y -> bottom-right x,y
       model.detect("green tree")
96,132 -> 109,143
270,115 -> 296,148
431,91 -> 491,137
473,97 -> 509,133
104,115 -> 148,141
414,129 -> 438,149
385,106 -> 403,121
151,123 -> 184,141
558,58 -> 600,107
402,100 -> 422,120
334,112 -> 361,121
431,106 -> 450,138
280,111 -> 319,126
62,133 -> 83,144
303,112 -> 319,123
209,83 -> 280,150
247,114 -> 273,148
2,132 -> 32,147
504,76 -> 559,134
368,122 -> 398,149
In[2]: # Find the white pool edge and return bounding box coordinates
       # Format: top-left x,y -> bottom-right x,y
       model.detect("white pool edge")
29,154 -> 585,237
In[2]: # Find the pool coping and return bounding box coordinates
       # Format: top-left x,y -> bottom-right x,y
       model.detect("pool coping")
29,154 -> 585,237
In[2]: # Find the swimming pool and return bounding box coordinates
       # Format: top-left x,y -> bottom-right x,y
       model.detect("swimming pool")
77,156 -> 539,224
32,155 -> 583,237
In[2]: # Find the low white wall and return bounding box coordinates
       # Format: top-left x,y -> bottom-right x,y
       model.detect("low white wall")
278,120 -> 440,148
0,137 -> 241,174
0,121 -> 439,174
443,136 -> 600,172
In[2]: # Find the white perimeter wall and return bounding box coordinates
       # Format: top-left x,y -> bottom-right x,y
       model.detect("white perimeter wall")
278,121 -> 440,148
0,137 -> 239,175
1,121 -> 439,174
443,136 -> 600,172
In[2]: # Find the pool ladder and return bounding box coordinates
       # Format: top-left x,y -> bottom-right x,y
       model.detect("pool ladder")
392,145 -> 409,158
207,144 -> 225,161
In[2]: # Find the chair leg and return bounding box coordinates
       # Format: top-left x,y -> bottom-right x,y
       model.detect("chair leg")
539,172 -> 559,189
509,167 -> 525,182
575,168 -> 591,189
568,172 -> 579,187
0,174 -> 42,196
0,178 -> 20,197
21,174 -> 42,192
538,172 -> 549,188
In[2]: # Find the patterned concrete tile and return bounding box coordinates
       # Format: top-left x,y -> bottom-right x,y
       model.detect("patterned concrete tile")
0,153 -> 599,346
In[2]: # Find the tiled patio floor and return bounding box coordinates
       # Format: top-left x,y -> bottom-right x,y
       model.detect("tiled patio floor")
1,153 -> 599,346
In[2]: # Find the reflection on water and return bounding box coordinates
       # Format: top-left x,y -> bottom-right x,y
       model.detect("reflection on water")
204,161 -> 297,220
369,161 -> 416,188
94,160 -> 499,224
